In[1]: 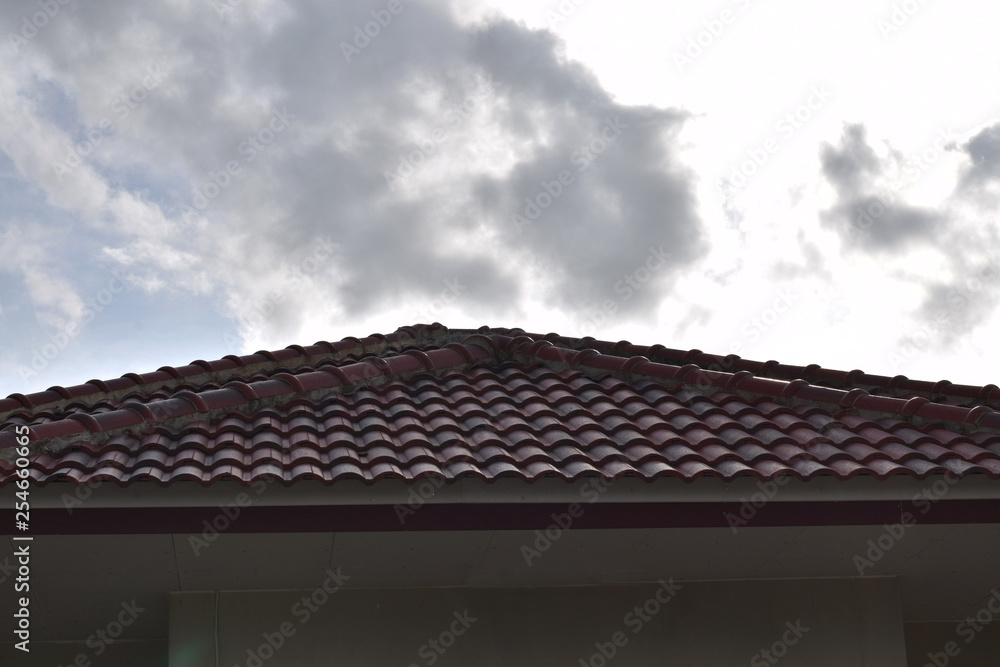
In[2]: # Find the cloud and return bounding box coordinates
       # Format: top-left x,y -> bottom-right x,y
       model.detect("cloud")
960,122 -> 1000,184
955,121 -> 1000,208
0,221 -> 85,331
673,303 -> 711,338
911,259 -> 1000,348
814,122 -> 1000,351
769,229 -> 831,282
818,123 -> 944,254
0,0 -> 705,349
468,22 -> 705,319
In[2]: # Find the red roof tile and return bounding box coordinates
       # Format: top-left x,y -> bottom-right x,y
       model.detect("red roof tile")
1,323 -> 999,486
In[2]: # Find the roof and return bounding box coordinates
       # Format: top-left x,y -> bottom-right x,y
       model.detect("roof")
2,323 -> 1000,487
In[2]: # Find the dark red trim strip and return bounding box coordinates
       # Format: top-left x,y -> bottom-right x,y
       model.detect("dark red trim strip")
4,499 -> 999,534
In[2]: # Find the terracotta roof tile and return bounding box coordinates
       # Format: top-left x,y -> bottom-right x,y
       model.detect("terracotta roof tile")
2,324 -> 999,486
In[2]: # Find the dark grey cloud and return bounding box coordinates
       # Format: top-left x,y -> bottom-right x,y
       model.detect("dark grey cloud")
818,123 -> 944,254
911,260 -> 1000,348
819,124 -> 880,195
957,121 -> 1000,193
673,304 -> 711,338
812,122 -> 1000,349
1,0 -> 705,339
769,230 -> 830,282
465,19 -> 705,320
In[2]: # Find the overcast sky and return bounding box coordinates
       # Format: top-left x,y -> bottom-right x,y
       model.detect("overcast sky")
1,0 -> 999,397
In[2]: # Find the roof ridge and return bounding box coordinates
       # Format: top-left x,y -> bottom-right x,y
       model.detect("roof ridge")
7,330 -> 1000,464
0,333 -> 496,460
0,323 -> 454,422
474,334 -> 1000,434
6,323 -> 997,422
501,332 -> 1000,409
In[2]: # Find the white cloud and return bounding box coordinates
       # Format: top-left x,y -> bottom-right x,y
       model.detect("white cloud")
2,0 -> 1000,394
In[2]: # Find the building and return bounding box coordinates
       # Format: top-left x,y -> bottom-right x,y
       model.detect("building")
2,324 -> 999,666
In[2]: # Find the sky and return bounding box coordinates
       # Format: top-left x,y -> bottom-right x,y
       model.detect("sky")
1,0 -> 999,398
